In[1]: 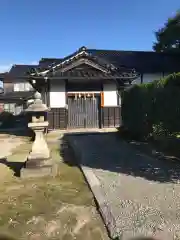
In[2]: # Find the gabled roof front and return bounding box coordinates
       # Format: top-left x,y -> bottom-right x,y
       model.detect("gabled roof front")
30,47 -> 116,75
28,46 -> 139,80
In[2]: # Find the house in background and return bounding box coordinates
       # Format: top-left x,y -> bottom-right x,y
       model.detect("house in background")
0,46 -> 180,130
0,72 -> 6,113
0,72 -> 6,93
0,65 -> 36,115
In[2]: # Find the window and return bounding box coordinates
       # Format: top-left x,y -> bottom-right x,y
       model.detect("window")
4,103 -> 16,114
24,82 -> 33,91
14,82 -> 33,92
3,103 -> 23,115
15,105 -> 23,115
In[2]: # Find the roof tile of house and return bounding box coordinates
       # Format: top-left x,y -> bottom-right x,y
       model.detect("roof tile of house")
0,72 -> 8,80
0,91 -> 34,100
6,47 -> 180,78
8,64 -> 38,78
87,49 -> 180,73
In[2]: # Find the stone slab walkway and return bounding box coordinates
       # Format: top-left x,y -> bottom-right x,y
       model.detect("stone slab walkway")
68,132 -> 180,240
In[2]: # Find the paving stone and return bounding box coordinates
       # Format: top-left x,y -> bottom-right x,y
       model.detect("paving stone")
0,136 -> 23,158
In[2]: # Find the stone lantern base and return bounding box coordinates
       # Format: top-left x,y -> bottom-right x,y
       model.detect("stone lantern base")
27,122 -> 50,161
21,122 -> 57,178
21,91 -> 58,178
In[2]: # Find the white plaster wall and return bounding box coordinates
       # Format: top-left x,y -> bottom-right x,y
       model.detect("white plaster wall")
142,73 -> 163,83
132,72 -> 172,85
103,82 -> 117,106
49,80 -> 66,108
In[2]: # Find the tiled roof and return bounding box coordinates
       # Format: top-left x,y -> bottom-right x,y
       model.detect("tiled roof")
44,52 -> 118,75
39,58 -> 63,68
0,91 -> 34,100
38,48 -> 180,74
30,48 -> 138,79
87,49 -> 180,73
0,72 -> 8,80
48,67 -> 137,79
8,64 -> 38,78
7,47 -> 180,79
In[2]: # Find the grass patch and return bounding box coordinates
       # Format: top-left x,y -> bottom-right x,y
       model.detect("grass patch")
0,138 -> 108,240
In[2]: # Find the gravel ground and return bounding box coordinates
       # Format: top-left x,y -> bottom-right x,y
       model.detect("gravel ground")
68,132 -> 180,240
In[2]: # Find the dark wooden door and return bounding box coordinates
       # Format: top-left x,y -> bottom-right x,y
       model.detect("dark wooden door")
68,96 -> 99,129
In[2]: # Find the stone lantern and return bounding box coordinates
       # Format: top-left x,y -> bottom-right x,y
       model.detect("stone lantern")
25,91 -> 51,168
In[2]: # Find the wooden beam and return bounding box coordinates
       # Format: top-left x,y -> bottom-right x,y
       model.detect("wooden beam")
59,58 -> 109,73
101,92 -> 104,107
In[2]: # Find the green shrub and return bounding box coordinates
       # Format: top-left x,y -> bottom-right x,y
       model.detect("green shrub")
122,82 -> 155,139
121,73 -> 180,140
152,122 -> 171,139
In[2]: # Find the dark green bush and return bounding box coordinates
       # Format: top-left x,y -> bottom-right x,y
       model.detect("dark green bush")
121,82 -> 155,139
121,73 -> 180,139
0,111 -> 16,129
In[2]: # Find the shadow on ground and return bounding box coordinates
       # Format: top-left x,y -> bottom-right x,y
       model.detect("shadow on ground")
0,234 -> 18,240
0,158 -> 26,177
59,137 -> 78,167
59,131 -> 180,183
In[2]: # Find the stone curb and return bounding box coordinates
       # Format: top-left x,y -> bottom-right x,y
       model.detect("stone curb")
68,137 -> 121,239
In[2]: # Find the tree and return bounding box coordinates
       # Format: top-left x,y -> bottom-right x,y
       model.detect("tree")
153,11 -> 180,53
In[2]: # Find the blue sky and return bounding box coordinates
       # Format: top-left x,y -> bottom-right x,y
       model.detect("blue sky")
0,0 -> 179,72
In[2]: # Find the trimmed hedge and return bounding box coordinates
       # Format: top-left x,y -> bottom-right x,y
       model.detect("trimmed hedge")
121,73 -> 180,139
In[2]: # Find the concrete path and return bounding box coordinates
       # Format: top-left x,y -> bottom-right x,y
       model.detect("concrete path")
0,135 -> 23,158
68,132 -> 180,240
